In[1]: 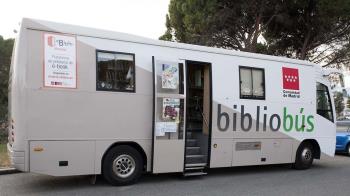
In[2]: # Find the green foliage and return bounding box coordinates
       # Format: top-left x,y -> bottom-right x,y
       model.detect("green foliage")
161,0 -> 350,66
264,0 -> 350,64
347,97 -> 350,109
334,92 -> 345,117
159,15 -> 174,41
160,0 -> 217,45
0,143 -> 10,167
0,36 -> 14,143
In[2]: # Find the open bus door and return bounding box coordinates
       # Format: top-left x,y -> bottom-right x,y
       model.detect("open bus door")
151,57 -> 186,173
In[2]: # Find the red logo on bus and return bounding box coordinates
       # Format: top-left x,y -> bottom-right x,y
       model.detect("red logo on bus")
282,67 -> 299,90
47,36 -> 54,47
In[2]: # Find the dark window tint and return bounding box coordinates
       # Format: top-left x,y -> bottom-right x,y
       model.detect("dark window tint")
239,67 -> 265,99
316,82 -> 333,122
96,51 -> 135,92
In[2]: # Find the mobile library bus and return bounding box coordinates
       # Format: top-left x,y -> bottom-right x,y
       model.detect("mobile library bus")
8,18 -> 336,185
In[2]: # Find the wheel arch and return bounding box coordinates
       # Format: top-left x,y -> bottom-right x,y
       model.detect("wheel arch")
101,141 -> 148,172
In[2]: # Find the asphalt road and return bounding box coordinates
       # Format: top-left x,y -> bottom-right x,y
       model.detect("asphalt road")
1,155 -> 350,196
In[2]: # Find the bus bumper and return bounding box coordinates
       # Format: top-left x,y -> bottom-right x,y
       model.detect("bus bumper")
7,143 -> 25,171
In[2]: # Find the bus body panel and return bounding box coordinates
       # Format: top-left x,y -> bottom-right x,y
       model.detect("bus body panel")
8,25 -> 29,172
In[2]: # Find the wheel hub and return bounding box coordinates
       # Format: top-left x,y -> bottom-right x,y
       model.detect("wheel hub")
112,154 -> 136,178
301,148 -> 312,162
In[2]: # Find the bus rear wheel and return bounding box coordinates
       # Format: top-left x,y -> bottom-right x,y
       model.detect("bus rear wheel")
293,142 -> 314,170
102,145 -> 143,186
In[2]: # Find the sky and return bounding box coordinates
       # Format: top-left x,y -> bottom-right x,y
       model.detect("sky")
0,0 -> 170,39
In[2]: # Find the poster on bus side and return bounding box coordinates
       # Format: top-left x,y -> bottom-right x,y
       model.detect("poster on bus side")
162,98 -> 180,122
44,33 -> 77,88
155,122 -> 178,136
161,63 -> 179,89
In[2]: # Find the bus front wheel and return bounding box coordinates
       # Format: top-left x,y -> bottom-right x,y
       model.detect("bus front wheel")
293,142 -> 314,170
102,145 -> 143,186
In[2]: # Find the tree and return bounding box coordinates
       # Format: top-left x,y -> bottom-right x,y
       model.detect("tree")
159,0 -> 217,45
160,0 -> 280,53
264,0 -> 350,67
334,92 -> 345,117
161,0 -> 350,66
347,97 -> 350,109
0,36 -> 14,142
207,0 -> 284,53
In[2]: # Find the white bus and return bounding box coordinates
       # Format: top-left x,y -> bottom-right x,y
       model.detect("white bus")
8,18 -> 336,186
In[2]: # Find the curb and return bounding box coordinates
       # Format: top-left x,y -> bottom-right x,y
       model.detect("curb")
0,168 -> 19,175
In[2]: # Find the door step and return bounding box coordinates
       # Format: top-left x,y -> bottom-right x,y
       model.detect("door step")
185,163 -> 207,167
185,166 -> 205,170
186,147 -> 201,155
183,171 -> 207,177
186,139 -> 198,147
186,146 -> 200,149
186,132 -> 193,138
186,154 -> 205,158
186,127 -> 202,132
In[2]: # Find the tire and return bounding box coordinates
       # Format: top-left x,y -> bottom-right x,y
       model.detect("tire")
346,143 -> 350,156
293,142 -> 314,170
102,145 -> 143,186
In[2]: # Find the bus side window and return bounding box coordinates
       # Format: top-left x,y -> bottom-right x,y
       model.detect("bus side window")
239,66 -> 265,100
316,82 -> 334,122
96,51 -> 135,92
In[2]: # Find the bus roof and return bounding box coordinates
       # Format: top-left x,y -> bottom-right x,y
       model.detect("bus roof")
22,18 -> 316,67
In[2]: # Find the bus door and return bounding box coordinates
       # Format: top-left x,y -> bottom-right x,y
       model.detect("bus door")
151,57 -> 186,173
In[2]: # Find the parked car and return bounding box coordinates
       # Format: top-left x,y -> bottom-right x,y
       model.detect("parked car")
336,121 -> 350,156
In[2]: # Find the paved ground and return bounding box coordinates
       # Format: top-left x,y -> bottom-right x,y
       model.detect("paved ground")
1,155 -> 350,196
